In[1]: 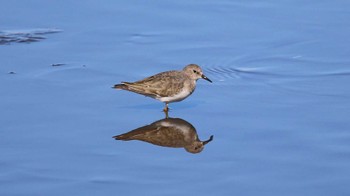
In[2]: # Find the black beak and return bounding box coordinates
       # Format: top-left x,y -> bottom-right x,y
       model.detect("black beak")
203,135 -> 214,145
202,74 -> 212,83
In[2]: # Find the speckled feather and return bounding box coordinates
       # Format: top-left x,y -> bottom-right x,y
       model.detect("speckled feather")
119,70 -> 191,99
113,64 -> 212,107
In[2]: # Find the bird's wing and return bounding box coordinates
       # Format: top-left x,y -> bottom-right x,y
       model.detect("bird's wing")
123,71 -> 185,98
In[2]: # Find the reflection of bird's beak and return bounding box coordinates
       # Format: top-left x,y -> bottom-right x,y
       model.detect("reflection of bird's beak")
202,74 -> 212,83
203,135 -> 214,145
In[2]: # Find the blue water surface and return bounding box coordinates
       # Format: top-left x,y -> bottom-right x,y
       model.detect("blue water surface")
1,1 -> 350,196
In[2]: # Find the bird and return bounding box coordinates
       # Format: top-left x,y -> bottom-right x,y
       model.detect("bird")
113,64 -> 212,113
113,117 -> 214,153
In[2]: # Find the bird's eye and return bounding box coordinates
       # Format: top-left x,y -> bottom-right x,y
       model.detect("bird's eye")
193,70 -> 197,73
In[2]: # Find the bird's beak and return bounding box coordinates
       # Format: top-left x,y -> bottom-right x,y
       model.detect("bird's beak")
203,135 -> 214,145
202,74 -> 212,83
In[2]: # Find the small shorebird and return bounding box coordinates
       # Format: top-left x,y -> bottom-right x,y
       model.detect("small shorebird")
113,64 -> 212,112
113,117 -> 214,153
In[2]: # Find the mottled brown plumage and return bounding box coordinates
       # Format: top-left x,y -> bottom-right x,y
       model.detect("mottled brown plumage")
113,64 -> 212,112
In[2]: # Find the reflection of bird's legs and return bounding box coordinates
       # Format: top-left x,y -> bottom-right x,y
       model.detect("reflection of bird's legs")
163,103 -> 169,118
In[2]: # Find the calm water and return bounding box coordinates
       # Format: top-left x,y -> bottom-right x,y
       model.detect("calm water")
1,1 -> 350,195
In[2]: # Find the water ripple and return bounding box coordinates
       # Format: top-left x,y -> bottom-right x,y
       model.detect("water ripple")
203,59 -> 350,98
0,28 -> 62,45
204,56 -> 350,82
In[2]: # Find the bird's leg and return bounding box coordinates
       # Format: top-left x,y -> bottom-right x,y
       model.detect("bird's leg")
163,103 -> 169,118
164,110 -> 169,119
163,103 -> 169,112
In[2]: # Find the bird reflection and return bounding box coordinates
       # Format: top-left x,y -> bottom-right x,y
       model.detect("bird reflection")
113,117 -> 213,154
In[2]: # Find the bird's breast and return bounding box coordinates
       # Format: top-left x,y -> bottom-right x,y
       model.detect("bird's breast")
158,88 -> 193,103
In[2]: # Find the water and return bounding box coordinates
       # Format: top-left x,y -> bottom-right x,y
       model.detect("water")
1,1 -> 350,195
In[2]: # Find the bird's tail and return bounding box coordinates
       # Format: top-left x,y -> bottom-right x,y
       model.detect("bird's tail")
112,134 -> 132,141
112,135 -> 123,140
112,82 -> 130,90
112,82 -> 151,97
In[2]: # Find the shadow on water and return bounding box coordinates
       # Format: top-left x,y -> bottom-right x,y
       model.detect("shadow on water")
0,28 -> 61,45
113,115 -> 214,154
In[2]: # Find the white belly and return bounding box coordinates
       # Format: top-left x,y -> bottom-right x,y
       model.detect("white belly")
157,89 -> 192,103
